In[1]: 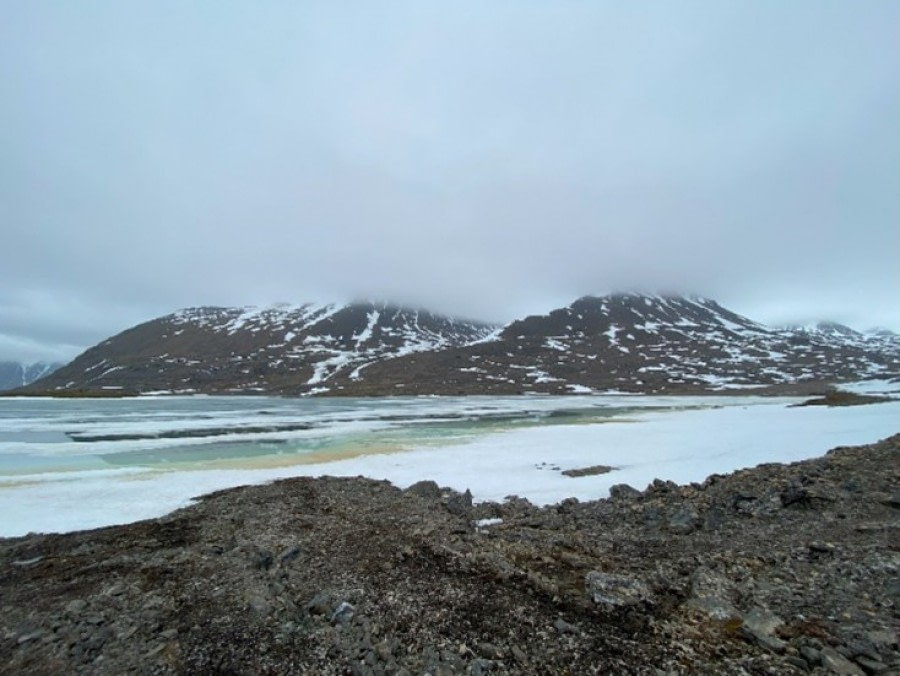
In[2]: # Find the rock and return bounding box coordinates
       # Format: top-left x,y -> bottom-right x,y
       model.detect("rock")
609,484 -> 641,500
405,480 -> 441,500
686,568 -> 738,620
800,646 -> 822,666
882,491 -> 900,508
866,629 -> 897,650
16,629 -> 45,644
251,549 -> 274,570
561,464 -> 614,478
553,618 -> 578,634
780,482 -> 812,508
703,507 -> 726,530
279,545 -> 302,564
783,655 -> 809,670
65,599 -> 87,614
330,601 -> 354,626
105,583 -> 126,596
667,506 -> 700,534
741,607 -> 783,637
820,647 -> 866,675
585,571 -> 653,608
510,645 -> 528,664
853,655 -> 888,674
476,642 -> 504,660
445,489 -> 474,516
306,592 -> 333,616
740,607 -> 786,653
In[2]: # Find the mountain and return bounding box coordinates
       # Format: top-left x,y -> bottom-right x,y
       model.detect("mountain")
22,302 -> 499,395
21,294 -> 900,396
0,361 -> 63,392
337,294 -> 900,395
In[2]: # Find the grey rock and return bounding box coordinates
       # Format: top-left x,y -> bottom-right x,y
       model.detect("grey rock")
553,618 -> 578,634
279,545 -> 302,564
65,599 -> 87,614
609,483 -> 641,500
306,592 -> 333,616
686,568 -> 738,620
251,549 -> 274,570
741,607 -> 783,638
853,656 -> 888,674
405,480 -> 441,500
783,655 -> 809,670
17,629 -> 45,644
667,506 -> 700,534
820,647 -> 865,675
585,571 -> 653,608
445,489 -> 474,516
330,601 -> 355,626
780,482 -> 812,508
800,646 -> 822,666
476,642 -> 504,660
703,507 -> 726,530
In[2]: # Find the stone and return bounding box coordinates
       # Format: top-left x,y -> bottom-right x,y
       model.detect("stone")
65,599 -> 87,614
445,489 -> 474,516
476,642 -> 504,660
686,569 -> 738,621
405,480 -> 441,500
853,656 -> 888,674
609,483 -> 641,500
741,607 -> 783,638
800,646 -> 822,666
819,647 -> 865,675
306,592 -> 333,616
553,618 -> 578,634
667,506 -> 700,534
780,482 -> 812,508
330,601 -> 354,626
279,545 -> 302,564
585,571 -> 653,608
251,549 -> 274,570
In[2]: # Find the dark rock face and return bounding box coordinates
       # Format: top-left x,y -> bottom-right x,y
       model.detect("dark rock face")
2,434 -> 898,674
18,294 -> 900,396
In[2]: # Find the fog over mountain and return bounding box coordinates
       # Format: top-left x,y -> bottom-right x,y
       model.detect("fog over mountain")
2,3 -> 897,362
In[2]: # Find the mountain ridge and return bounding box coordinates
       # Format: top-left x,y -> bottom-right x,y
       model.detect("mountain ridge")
0,361 -> 64,392
19,294 -> 900,396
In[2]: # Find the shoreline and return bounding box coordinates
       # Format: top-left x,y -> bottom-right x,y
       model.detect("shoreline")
2,433 -> 898,673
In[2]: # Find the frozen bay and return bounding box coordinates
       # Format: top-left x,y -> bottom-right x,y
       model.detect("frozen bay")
1,392 -> 898,536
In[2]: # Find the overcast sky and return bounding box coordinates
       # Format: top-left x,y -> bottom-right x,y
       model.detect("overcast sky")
2,2 -> 898,362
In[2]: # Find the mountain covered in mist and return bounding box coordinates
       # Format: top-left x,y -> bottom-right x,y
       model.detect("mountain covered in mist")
0,361 -> 63,392
20,295 -> 900,396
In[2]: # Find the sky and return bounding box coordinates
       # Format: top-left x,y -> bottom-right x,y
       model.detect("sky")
1,2 -> 898,362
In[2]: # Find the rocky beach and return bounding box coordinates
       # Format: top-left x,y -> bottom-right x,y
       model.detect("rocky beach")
2,433 -> 898,674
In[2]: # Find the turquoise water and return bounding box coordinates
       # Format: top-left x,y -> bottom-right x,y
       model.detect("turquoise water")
0,394 -> 694,476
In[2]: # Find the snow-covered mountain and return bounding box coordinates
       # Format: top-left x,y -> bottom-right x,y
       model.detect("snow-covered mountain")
0,361 -> 63,392
21,295 -> 900,396
25,302 -> 499,395
336,294 -> 900,395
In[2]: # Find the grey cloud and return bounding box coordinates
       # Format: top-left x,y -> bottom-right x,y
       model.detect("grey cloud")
1,2 -> 898,361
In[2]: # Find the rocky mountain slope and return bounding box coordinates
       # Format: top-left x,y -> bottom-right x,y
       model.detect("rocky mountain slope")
2,433 -> 898,674
0,361 -> 62,392
20,295 -> 900,396
23,302 -> 498,395
328,295 -> 900,395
